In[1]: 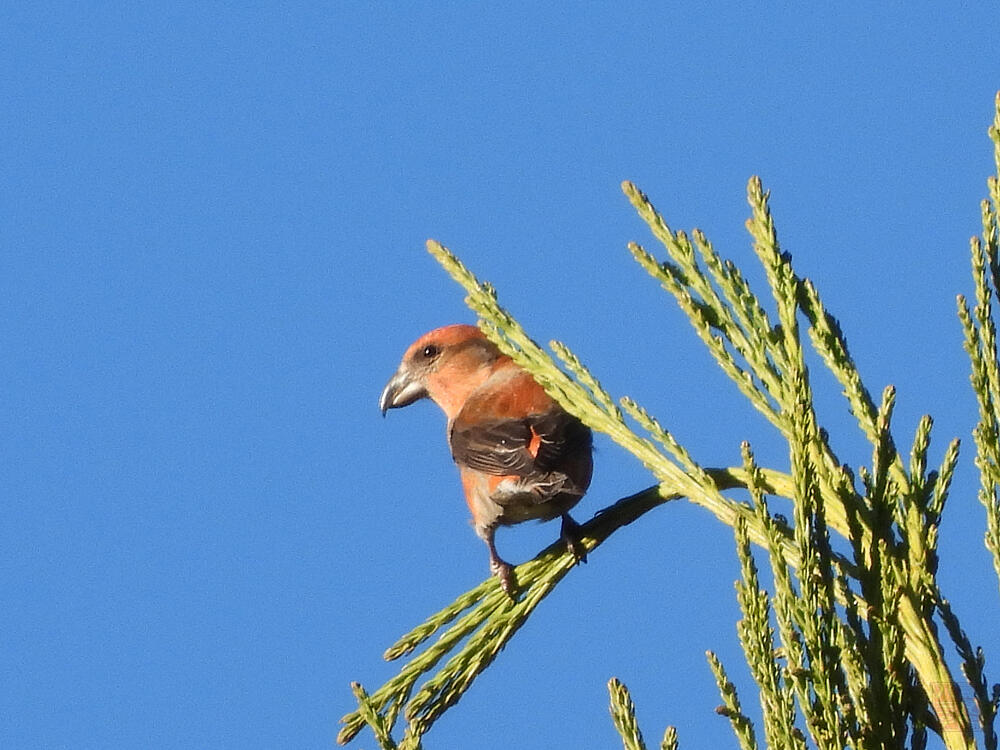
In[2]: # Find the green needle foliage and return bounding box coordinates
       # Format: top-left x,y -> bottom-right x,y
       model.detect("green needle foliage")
959,93 -> 1000,595
339,93 -> 1000,750
609,677 -> 679,750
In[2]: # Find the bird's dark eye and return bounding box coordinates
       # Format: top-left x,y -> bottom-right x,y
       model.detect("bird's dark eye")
421,345 -> 440,359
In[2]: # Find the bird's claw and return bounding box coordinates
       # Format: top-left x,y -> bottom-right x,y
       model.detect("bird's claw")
561,514 -> 588,565
491,558 -> 518,598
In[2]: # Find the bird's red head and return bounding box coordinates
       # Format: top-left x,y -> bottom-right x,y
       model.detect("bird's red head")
379,324 -> 507,420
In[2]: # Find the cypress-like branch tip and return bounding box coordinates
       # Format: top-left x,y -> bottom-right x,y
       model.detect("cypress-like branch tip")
383,644 -> 407,661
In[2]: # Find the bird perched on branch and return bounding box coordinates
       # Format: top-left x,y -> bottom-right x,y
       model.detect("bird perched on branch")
379,324 -> 593,595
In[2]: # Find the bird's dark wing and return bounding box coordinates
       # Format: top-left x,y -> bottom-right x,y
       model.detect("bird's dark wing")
449,409 -> 592,478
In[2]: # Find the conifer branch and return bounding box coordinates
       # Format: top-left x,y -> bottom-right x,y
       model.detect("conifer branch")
339,467 -> 835,747
609,678 -> 650,750
708,650 -> 760,750
341,91 -> 1000,750
961,91 -> 1000,591
624,178 -> 974,747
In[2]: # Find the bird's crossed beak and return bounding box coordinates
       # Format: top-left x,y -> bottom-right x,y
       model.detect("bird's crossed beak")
379,368 -> 428,415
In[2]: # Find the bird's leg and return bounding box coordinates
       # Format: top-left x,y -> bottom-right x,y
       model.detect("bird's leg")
485,527 -> 517,597
560,513 -> 588,565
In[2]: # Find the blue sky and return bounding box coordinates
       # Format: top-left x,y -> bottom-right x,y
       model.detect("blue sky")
3,4 -> 1000,749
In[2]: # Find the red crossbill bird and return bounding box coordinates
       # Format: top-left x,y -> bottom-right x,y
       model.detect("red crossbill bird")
379,324 -> 593,594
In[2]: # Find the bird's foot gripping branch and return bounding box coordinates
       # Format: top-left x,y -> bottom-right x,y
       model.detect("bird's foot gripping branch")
341,93 -> 1000,750
336,483 -> 671,748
